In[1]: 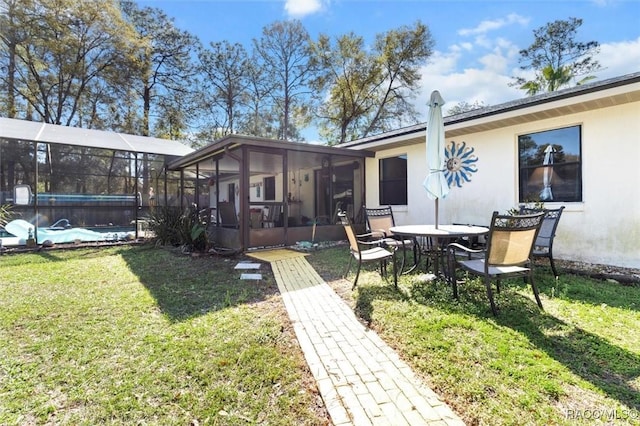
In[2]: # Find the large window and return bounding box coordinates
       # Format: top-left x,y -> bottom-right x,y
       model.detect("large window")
379,155 -> 407,205
518,125 -> 582,203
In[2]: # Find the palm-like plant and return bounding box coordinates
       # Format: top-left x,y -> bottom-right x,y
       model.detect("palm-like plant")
512,18 -> 601,97
521,65 -> 573,96
146,206 -> 208,253
520,64 -> 597,96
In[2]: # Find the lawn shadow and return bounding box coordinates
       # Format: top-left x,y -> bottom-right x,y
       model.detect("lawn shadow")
353,280 -> 409,326
408,274 -> 640,412
313,247 -> 640,412
496,300 -> 640,412
118,246 -> 280,323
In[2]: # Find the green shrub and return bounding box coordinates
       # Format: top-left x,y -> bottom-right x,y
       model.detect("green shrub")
178,206 -> 208,252
146,206 -> 183,246
146,206 -> 208,252
507,200 -> 545,215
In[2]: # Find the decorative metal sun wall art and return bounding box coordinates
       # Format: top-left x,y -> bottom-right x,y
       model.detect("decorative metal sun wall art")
444,140 -> 478,188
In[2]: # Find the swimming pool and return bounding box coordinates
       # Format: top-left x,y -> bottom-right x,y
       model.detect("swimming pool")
2,219 -> 134,246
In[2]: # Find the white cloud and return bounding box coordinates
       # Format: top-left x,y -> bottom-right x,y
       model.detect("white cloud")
474,35 -> 492,49
459,42 -> 474,51
476,38 -> 520,73
417,49 -> 523,120
478,52 -> 509,74
417,19 -> 529,118
284,0 -> 323,18
446,14 -> 527,94
432,70 -> 520,110
495,37 -> 518,52
424,50 -> 461,75
412,35 -> 640,121
458,13 -> 529,37
593,37 -> 640,79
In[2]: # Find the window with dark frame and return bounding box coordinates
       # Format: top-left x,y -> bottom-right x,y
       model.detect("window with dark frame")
263,176 -> 276,201
379,155 -> 408,205
518,125 -> 582,203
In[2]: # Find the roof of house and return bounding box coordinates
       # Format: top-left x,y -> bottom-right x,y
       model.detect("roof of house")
168,133 -> 373,170
0,117 -> 194,157
337,71 -> 640,152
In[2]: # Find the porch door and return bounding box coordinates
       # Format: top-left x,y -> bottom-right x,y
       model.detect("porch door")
248,150 -> 285,248
314,163 -> 355,225
315,165 -> 331,224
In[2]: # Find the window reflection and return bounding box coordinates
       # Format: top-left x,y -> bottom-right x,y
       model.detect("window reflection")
518,125 -> 582,203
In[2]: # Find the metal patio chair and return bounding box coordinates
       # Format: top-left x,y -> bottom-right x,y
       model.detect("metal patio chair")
339,211 -> 397,290
519,205 -> 565,278
446,211 -> 545,315
363,205 -> 418,274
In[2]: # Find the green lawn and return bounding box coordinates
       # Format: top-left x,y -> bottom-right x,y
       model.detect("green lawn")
0,246 -> 328,425
2,244 -> 639,425
308,246 -> 640,425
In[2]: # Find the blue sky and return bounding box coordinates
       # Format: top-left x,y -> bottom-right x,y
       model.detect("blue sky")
138,0 -> 640,140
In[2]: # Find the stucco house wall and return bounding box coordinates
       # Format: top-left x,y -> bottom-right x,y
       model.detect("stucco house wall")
350,73 -> 640,268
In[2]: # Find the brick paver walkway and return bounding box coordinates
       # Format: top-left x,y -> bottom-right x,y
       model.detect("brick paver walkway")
268,253 -> 466,426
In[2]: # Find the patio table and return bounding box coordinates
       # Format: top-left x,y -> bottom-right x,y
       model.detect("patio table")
389,224 -> 489,276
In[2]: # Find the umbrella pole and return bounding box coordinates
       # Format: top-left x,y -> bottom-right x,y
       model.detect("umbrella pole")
435,198 -> 439,229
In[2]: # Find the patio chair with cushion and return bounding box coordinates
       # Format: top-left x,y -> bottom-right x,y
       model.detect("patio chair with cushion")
339,211 -> 397,290
519,205 -> 565,278
446,211 -> 545,315
364,205 -> 418,273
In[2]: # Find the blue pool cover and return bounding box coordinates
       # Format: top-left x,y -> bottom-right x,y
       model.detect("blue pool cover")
4,219 -> 133,245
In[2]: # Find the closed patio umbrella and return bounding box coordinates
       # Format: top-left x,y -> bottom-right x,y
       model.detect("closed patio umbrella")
423,90 -> 449,228
540,144 -> 554,201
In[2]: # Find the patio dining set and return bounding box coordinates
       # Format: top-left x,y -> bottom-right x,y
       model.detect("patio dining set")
339,205 -> 564,315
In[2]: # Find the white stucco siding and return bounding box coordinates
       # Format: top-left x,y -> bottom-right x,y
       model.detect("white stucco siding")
482,107 -> 640,267
364,100 -> 640,268
364,144 -> 420,224
365,129 -> 524,229
571,102 -> 640,267
442,128 -> 521,225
